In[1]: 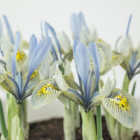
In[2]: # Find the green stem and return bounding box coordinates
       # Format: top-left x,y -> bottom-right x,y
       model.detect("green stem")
81,108 -> 96,140
0,99 -> 8,138
64,102 -> 75,140
131,81 -> 136,96
96,105 -> 102,140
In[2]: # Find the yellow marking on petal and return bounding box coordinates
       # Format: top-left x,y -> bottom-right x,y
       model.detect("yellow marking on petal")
30,70 -> 39,80
37,85 -> 59,96
112,95 -> 130,111
16,51 -> 26,63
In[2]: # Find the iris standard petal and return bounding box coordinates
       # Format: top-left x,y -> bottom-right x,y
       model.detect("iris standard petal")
12,32 -> 20,79
55,68 -> 68,91
96,42 -> 112,73
73,39 -> 80,56
3,15 -> 14,44
61,88 -> 85,107
24,36 -> 52,91
40,21 -> 43,38
44,22 -> 62,59
78,12 -> 89,34
74,43 -> 90,99
102,88 -> 138,128
29,35 -> 37,63
70,13 -> 81,39
39,58 -> 50,80
31,79 -> 61,109
88,42 -> 100,94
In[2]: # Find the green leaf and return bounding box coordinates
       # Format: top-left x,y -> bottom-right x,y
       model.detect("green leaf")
122,73 -> 130,92
131,81 -> 136,96
0,99 -> 8,138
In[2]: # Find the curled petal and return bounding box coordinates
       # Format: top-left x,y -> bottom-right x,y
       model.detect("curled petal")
102,88 -> 138,128
31,79 -> 61,109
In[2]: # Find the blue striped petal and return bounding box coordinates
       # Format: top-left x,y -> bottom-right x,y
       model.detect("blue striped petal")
88,42 -> 100,94
3,15 -> 14,44
44,22 -> 62,59
12,32 -> 20,79
23,36 -> 52,94
74,43 -> 90,101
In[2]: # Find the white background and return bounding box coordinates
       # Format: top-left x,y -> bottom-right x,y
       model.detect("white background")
0,0 -> 140,131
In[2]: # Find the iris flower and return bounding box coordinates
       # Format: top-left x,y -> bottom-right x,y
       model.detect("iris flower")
70,12 -> 97,43
31,38 -> 138,128
115,15 -> 140,80
0,32 -> 52,103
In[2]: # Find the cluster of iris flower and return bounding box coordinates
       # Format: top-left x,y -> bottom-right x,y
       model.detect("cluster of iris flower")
0,13 -> 139,140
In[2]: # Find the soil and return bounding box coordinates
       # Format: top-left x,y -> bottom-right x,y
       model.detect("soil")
29,116 -> 140,140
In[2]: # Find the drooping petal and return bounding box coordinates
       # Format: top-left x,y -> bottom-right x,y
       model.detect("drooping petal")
55,68 -> 68,91
31,79 -> 61,109
0,75 -> 19,99
44,22 -> 62,59
3,15 -> 14,44
39,58 -> 50,80
12,32 -> 20,79
74,43 -> 90,99
102,88 -> 138,128
61,88 -> 84,107
88,42 -> 100,95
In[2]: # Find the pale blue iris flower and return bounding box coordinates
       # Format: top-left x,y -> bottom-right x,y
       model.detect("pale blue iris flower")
0,32 -> 52,103
70,12 -> 97,43
115,15 -> 140,80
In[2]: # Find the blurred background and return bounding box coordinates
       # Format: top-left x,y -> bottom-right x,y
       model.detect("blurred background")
0,0 -> 140,131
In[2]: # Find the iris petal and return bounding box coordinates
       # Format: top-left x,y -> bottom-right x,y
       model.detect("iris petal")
3,15 -> 14,44
88,42 -> 100,94
31,79 -> 61,109
102,88 -> 138,128
12,32 -> 20,79
74,43 -> 90,100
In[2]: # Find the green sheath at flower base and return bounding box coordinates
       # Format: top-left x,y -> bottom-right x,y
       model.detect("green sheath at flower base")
0,99 -> 8,138
8,97 -> 20,140
11,115 -> 25,140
